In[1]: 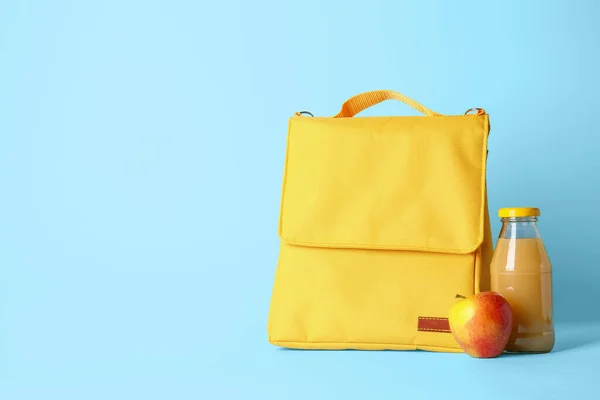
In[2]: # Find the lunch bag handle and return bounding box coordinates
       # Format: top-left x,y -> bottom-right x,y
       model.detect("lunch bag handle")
334,90 -> 443,118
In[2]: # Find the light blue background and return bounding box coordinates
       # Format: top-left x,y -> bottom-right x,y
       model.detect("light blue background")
1,0 -> 599,398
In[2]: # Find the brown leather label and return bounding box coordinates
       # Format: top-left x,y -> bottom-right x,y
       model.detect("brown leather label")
417,317 -> 451,333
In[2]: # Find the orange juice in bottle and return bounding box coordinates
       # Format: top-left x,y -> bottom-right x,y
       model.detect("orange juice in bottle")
490,207 -> 554,353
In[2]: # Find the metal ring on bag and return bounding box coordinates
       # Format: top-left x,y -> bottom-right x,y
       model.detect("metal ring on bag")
465,108 -> 485,116
297,111 -> 314,117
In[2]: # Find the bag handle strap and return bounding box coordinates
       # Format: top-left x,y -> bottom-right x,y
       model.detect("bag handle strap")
334,90 -> 443,118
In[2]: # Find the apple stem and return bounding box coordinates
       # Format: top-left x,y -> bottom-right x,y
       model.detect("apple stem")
455,294 -> 467,299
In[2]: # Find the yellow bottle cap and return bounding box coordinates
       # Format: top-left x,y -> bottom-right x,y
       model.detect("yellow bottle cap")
498,207 -> 541,218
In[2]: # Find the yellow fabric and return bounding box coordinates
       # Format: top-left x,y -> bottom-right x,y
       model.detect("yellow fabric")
268,90 -> 493,352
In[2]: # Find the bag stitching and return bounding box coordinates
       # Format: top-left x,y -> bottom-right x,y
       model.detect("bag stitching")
278,239 -> 477,254
271,340 -> 460,350
417,317 -> 451,332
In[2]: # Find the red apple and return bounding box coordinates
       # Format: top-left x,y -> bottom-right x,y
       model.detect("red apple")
449,292 -> 513,358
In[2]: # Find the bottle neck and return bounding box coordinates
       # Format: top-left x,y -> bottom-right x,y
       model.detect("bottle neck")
499,217 -> 541,239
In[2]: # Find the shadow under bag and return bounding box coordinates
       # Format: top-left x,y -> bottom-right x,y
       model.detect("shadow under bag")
268,90 -> 493,352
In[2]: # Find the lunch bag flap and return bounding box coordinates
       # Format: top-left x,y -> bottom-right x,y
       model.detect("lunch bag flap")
279,114 -> 489,254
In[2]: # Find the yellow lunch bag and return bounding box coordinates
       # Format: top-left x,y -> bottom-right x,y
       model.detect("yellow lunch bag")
268,90 -> 493,352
